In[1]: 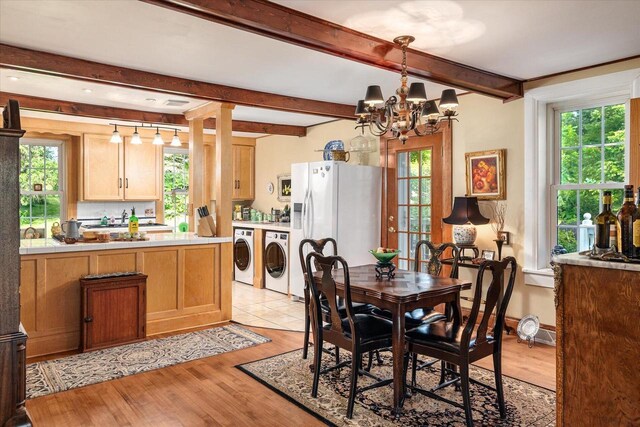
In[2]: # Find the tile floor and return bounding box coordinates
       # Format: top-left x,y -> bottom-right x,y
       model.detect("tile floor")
232,281 -> 305,331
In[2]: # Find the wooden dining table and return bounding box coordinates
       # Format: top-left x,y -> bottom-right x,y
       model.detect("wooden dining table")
314,264 -> 472,415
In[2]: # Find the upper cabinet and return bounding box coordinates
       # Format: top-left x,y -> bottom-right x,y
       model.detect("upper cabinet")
81,134 -> 161,201
232,144 -> 254,201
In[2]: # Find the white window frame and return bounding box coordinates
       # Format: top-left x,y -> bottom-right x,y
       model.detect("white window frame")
19,138 -> 66,236
163,147 -> 189,230
524,69 -> 640,288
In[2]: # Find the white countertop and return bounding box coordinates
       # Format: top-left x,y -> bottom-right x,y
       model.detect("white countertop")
232,221 -> 291,232
20,233 -> 232,255
553,252 -> 640,273
79,224 -> 173,233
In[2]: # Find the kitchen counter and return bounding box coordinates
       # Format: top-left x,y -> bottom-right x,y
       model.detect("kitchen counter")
79,224 -> 173,233
20,232 -> 232,255
552,252 -> 640,272
232,220 -> 291,232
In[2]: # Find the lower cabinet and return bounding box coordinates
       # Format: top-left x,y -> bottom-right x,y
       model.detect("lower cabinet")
81,273 -> 147,352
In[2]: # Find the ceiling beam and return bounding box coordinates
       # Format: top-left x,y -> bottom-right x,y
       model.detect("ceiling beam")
0,92 -> 307,137
0,43 -> 354,119
141,0 -> 523,101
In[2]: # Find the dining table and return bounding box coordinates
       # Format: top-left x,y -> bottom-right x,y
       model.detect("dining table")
315,263 -> 472,415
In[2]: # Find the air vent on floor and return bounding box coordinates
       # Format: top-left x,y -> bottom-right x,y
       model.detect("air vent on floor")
164,99 -> 190,107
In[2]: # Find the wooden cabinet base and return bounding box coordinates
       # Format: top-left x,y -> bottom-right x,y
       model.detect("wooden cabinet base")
0,329 -> 32,427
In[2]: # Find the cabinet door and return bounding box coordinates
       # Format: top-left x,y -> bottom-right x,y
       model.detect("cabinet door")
124,139 -> 161,200
233,145 -> 254,200
82,134 -> 123,200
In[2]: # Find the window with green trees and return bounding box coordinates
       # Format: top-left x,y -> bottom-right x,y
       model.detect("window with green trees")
164,149 -> 189,231
19,139 -> 64,238
554,102 -> 627,252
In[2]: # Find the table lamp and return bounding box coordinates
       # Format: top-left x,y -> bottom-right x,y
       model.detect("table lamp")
443,196 -> 490,246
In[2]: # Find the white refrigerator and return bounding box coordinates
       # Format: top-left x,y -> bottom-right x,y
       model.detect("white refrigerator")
289,161 -> 381,299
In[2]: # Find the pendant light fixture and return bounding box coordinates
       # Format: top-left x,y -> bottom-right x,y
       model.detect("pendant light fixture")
170,129 -> 182,147
109,124 -> 122,144
355,35 -> 460,143
152,128 -> 164,145
130,126 -> 142,145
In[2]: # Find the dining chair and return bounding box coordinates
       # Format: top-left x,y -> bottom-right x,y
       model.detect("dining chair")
404,257 -> 518,427
306,252 -> 393,418
298,238 -> 374,360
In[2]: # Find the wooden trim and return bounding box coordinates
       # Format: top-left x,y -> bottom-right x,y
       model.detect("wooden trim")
0,44 -> 354,119
0,92 -> 307,137
524,54 -> 640,83
142,0 -> 523,100
630,98 -> 639,189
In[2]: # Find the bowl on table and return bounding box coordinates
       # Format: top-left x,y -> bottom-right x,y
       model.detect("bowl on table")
369,249 -> 400,265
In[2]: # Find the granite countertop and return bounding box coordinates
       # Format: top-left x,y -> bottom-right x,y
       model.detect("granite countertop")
553,252 -> 640,273
20,232 -> 232,255
232,221 -> 291,232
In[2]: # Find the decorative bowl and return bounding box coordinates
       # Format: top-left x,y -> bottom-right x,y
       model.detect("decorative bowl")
323,140 -> 344,160
369,249 -> 400,264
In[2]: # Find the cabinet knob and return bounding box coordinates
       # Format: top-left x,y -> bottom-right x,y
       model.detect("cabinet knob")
84,316 -> 93,323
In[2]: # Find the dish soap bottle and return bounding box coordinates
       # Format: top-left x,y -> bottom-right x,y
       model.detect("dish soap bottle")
101,210 -> 109,226
128,207 -> 139,234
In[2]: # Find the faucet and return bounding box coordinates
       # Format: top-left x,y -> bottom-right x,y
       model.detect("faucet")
121,209 -> 129,225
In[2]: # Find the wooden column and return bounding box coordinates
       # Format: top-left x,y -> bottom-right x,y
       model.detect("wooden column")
188,118 -> 205,232
0,100 -> 32,426
630,98 -> 639,188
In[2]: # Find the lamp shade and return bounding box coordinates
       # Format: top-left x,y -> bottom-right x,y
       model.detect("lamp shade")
407,82 -> 427,103
355,100 -> 370,116
421,100 -> 440,118
439,89 -> 459,110
364,85 -> 384,105
443,196 -> 490,225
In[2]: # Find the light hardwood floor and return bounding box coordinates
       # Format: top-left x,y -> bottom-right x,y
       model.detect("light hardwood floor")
26,324 -> 555,426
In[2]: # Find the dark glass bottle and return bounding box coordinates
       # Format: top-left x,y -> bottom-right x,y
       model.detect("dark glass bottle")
634,188 -> 640,258
595,191 -> 618,252
616,185 -> 637,257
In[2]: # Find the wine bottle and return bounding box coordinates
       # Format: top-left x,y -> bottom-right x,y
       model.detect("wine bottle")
128,207 -> 139,235
595,191 -> 618,252
616,185 -> 637,257
634,188 -> 640,258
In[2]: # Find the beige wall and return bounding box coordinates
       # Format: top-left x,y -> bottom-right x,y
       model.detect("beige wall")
253,119 -> 379,212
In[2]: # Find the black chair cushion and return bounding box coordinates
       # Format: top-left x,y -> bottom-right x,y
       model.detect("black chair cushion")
406,320 -> 494,353
328,314 -> 392,342
320,297 -> 374,316
371,307 -> 446,328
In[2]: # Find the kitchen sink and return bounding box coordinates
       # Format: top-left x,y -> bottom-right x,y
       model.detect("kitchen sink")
84,223 -> 168,229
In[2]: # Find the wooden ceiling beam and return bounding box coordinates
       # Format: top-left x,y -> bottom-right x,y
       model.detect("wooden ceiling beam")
142,0 -> 523,101
0,43 -> 354,119
0,92 -> 307,137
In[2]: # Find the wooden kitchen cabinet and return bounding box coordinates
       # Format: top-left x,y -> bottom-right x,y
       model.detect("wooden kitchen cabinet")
81,134 -> 161,201
232,144 -> 254,200
81,273 -> 147,352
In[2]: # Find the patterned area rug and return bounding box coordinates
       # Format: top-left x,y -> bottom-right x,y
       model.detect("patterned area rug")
238,348 -> 556,427
27,324 -> 270,399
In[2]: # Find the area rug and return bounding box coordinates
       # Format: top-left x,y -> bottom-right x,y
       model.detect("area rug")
27,324 -> 270,399
237,348 -> 556,427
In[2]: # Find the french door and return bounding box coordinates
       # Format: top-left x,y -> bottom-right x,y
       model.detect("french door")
381,127 -> 452,272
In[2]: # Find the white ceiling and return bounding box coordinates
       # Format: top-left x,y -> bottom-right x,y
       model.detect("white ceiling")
274,0 -> 640,79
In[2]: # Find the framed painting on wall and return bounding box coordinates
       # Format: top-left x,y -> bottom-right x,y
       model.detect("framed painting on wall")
277,174 -> 291,202
465,149 -> 506,200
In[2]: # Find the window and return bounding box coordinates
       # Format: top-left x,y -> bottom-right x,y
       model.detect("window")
19,138 -> 65,238
163,148 -> 189,231
553,101 -> 627,252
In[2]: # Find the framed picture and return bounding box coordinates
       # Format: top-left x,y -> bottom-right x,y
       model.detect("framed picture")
481,249 -> 496,261
465,149 -> 506,200
497,231 -> 511,245
277,174 -> 291,202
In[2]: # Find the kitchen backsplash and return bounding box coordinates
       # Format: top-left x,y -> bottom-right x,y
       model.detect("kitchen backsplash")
77,201 -> 157,222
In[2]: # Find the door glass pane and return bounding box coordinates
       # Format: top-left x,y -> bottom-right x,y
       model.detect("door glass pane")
398,259 -> 408,270
420,150 -> 432,176
421,206 -> 431,233
398,232 -> 408,256
581,107 -> 601,145
397,152 -> 408,178
398,206 -> 408,232
581,147 -> 601,183
409,206 -> 419,232
561,111 -> 579,147
398,179 -> 408,204
265,243 -> 286,278
409,179 -> 419,204
409,152 -> 419,177
234,240 -> 250,270
421,178 -> 431,205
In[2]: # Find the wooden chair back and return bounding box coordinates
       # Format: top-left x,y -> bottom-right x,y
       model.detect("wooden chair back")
305,252 -> 354,338
415,240 -> 460,278
462,257 -> 517,349
298,238 -> 338,276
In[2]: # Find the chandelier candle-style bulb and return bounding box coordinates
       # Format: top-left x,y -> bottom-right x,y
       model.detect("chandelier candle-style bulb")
170,130 -> 181,147
110,125 -> 122,144
153,128 -> 164,145
130,127 -> 142,145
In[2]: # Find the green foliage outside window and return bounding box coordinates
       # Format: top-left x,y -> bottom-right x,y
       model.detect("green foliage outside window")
164,152 -> 189,231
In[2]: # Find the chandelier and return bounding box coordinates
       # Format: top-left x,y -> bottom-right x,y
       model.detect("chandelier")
355,35 -> 460,143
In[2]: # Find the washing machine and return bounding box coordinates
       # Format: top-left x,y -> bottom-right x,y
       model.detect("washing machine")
264,231 -> 289,294
234,228 -> 254,285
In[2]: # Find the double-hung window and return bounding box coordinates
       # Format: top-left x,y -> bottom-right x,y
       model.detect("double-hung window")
552,99 -> 628,253
163,148 -> 189,231
19,138 -> 65,238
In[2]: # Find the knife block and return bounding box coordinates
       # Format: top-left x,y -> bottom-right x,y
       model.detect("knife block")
197,215 -> 216,237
